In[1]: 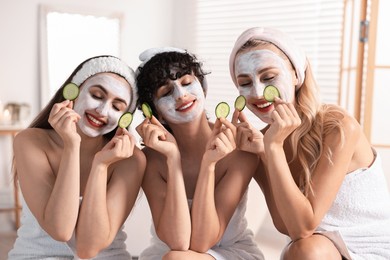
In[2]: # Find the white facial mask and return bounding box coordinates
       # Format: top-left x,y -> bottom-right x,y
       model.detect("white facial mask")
234,50 -> 294,123
154,78 -> 205,124
73,74 -> 131,137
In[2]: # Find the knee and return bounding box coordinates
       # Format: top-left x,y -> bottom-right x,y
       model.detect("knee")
162,250 -> 186,260
282,237 -> 341,260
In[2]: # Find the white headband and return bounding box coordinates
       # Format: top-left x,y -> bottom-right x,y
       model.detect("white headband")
229,27 -> 307,90
138,47 -> 187,69
71,56 -> 138,113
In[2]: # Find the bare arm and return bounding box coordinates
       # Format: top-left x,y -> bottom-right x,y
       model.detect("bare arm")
75,129 -> 146,258
137,117 -> 191,250
263,102 -> 367,240
15,100 -> 81,241
190,119 -> 256,252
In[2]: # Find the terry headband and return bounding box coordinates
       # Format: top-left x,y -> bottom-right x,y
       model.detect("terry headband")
137,47 -> 208,94
71,56 -> 138,113
229,27 -> 307,90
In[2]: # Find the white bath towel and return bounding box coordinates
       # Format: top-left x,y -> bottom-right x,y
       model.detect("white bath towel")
317,149 -> 390,259
139,190 -> 264,260
8,196 -> 131,259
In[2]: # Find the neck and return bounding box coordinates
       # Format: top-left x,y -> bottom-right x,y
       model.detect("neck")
169,113 -> 212,156
77,128 -> 106,152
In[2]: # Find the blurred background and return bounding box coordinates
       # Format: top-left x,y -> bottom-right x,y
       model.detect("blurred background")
1,0 -> 389,259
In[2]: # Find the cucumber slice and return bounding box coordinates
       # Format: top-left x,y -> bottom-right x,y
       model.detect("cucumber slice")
63,83 -> 79,100
234,95 -> 246,111
118,112 -> 133,128
215,102 -> 230,119
263,85 -> 280,102
141,103 -> 153,119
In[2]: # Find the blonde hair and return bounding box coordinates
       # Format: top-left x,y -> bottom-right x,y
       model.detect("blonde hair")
237,40 -> 345,196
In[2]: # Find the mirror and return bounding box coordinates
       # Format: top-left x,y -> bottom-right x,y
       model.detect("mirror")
39,5 -> 123,108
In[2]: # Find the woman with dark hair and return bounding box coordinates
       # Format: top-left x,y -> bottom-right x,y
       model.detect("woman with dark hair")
9,55 -> 146,259
136,47 -> 264,260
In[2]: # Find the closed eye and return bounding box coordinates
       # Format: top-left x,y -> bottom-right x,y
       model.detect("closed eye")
92,94 -> 103,99
162,87 -> 173,97
263,76 -> 275,81
238,80 -> 252,87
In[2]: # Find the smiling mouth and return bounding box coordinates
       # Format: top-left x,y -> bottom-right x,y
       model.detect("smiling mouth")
256,102 -> 273,109
176,100 -> 195,111
86,113 -> 106,127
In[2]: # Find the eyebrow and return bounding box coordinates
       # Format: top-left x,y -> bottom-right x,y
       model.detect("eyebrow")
237,66 -> 278,78
92,85 -> 128,105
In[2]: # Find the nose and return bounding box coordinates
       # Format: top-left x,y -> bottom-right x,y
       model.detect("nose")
252,79 -> 266,98
173,83 -> 187,100
96,101 -> 110,116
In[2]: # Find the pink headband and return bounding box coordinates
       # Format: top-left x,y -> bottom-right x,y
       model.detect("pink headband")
229,27 -> 307,90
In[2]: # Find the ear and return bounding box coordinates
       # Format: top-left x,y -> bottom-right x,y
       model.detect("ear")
292,71 -> 299,87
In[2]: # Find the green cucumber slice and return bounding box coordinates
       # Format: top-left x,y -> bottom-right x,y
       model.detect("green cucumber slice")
118,112 -> 133,128
141,103 -> 153,119
215,102 -> 230,119
263,85 -> 280,102
63,83 -> 79,100
234,95 -> 246,111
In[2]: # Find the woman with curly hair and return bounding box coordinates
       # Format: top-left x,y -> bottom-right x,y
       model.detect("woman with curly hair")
135,47 -> 264,259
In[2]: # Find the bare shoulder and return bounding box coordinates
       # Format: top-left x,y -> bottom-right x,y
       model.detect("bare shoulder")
322,105 -> 362,144
139,146 -> 167,188
13,128 -> 52,151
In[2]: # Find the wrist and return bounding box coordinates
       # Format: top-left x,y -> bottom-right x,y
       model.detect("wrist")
201,155 -> 217,170
264,142 -> 284,162
91,158 -> 109,172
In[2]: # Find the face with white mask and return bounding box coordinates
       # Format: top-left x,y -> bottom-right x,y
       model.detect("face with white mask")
234,45 -> 297,124
154,72 -> 205,125
73,73 -> 131,137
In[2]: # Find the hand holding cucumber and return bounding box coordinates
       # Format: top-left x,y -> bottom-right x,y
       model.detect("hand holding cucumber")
136,115 -> 179,157
232,109 -> 265,156
204,117 -> 236,164
95,127 -> 135,166
48,100 -> 81,144
265,98 -> 301,147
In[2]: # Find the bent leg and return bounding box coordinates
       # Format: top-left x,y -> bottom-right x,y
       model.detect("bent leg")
282,234 -> 342,260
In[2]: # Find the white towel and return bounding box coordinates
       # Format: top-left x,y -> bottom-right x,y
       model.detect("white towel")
318,150 -> 390,259
139,190 -> 264,260
8,196 -> 131,259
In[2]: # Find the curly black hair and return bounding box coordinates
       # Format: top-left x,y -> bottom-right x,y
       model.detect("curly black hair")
136,51 -> 209,120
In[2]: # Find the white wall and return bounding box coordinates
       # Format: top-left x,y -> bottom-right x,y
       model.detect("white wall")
0,0 -> 173,118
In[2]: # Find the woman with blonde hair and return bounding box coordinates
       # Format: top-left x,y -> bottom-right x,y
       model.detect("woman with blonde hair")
229,27 -> 390,259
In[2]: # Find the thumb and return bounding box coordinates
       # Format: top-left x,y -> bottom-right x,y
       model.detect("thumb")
212,118 -> 222,136
238,110 -> 249,123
